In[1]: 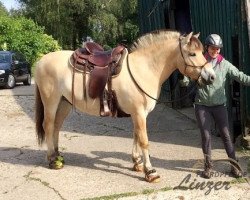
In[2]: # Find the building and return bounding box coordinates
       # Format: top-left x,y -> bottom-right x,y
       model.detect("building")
138,0 -> 250,146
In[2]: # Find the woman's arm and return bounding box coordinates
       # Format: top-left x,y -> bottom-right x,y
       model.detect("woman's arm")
226,61 -> 250,86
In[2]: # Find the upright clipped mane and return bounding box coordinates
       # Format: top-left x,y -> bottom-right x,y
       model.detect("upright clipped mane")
130,30 -> 180,52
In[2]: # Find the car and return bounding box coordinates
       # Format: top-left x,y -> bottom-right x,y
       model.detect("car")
0,51 -> 31,89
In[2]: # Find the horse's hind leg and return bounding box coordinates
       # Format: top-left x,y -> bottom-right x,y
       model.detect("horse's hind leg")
132,113 -> 160,183
53,98 -> 71,157
40,90 -> 62,167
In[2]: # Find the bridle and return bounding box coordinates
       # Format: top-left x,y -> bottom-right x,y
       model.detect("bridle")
178,37 -> 208,75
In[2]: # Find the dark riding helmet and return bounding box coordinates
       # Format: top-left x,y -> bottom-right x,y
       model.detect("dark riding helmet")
205,34 -> 223,48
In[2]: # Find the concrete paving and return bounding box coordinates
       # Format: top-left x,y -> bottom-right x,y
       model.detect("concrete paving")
0,83 -> 249,200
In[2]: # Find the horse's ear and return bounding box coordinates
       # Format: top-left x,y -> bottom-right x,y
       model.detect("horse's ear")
193,32 -> 200,38
183,32 -> 193,44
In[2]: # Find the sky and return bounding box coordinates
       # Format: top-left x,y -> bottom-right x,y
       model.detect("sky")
0,0 -> 20,11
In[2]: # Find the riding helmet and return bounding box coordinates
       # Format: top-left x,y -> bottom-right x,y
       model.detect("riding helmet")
205,34 -> 223,48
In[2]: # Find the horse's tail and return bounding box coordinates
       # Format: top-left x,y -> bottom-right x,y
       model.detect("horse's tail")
35,84 -> 45,146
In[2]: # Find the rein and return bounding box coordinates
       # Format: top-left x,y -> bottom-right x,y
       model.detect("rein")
127,55 -> 158,101
127,54 -> 197,103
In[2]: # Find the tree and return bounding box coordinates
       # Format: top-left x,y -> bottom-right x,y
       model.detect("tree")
17,0 -> 139,49
18,0 -> 91,49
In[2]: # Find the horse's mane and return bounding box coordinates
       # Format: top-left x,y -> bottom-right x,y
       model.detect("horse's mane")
130,30 -> 181,52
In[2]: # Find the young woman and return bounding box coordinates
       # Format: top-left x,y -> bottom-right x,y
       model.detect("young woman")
194,34 -> 250,178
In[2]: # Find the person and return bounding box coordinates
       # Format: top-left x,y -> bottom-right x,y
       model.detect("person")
194,34 -> 250,179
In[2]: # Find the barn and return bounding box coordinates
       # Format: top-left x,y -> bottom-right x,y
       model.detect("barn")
138,0 -> 250,147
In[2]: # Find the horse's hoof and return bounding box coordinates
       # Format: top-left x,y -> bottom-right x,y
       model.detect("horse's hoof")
49,160 -> 64,169
133,163 -> 144,172
132,157 -> 143,172
49,156 -> 65,169
145,169 -> 160,183
56,155 -> 65,164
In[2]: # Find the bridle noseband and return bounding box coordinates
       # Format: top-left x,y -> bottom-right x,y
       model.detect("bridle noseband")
179,37 -> 208,74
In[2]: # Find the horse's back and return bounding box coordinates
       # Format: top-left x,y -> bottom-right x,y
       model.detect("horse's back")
36,50 -> 73,71
34,51 -> 74,100
35,50 -> 73,83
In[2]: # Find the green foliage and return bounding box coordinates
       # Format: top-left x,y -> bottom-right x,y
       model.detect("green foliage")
89,12 -> 118,46
0,0 -> 139,70
88,0 -> 139,47
18,0 -> 90,49
17,0 -> 139,49
0,16 -> 61,65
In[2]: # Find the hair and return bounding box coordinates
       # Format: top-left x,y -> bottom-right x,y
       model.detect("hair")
130,30 -> 181,52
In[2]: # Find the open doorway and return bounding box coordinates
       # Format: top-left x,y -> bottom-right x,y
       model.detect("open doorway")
164,0 -> 194,108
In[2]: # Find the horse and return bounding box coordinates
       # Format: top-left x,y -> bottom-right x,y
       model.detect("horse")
34,30 -> 216,183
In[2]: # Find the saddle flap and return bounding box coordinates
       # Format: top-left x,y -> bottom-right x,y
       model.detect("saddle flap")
88,66 -> 109,99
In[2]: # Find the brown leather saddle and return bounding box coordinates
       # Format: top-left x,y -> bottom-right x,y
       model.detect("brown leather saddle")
71,42 -> 130,117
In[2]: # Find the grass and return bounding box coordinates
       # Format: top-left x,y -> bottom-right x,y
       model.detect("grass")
230,177 -> 249,184
81,192 -> 139,200
81,186 -> 172,200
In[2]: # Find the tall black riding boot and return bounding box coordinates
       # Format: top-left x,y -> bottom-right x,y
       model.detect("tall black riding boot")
202,155 -> 213,179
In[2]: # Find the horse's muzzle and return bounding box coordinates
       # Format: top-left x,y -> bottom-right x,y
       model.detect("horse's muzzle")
198,68 -> 216,86
197,76 -> 214,86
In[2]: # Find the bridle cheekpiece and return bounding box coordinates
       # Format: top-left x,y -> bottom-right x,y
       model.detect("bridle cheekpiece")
178,37 -> 208,74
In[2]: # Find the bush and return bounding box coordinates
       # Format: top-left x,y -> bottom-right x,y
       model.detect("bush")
0,16 -> 61,69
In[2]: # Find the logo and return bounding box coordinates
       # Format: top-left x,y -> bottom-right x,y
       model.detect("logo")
173,158 -> 249,195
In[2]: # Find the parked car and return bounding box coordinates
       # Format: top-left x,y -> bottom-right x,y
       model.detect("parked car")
0,51 -> 31,89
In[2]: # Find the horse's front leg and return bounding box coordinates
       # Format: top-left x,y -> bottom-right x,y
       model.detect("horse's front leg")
132,113 -> 160,183
132,131 -> 144,172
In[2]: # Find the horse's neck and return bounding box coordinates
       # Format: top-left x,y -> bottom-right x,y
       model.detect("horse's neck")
128,42 -> 177,98
152,46 -> 177,84
131,42 -> 177,84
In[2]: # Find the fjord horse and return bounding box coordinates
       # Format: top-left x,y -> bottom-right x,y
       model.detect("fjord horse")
35,31 -> 215,182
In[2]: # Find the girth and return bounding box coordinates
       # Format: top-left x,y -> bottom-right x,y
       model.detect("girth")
70,42 -> 130,118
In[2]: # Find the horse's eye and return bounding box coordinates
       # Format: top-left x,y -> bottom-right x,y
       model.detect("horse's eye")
189,53 -> 196,57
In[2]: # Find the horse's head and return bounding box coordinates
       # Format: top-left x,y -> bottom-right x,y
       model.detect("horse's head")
177,32 -> 216,85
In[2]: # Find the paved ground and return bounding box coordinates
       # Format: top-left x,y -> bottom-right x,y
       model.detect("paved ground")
0,83 -> 249,200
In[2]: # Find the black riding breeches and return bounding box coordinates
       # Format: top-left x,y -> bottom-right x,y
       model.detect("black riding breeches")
194,104 -> 236,161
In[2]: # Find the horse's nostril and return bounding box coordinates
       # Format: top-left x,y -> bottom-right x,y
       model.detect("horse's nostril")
210,75 -> 215,81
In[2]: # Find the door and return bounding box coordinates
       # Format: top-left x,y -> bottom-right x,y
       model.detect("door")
12,52 -> 29,81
